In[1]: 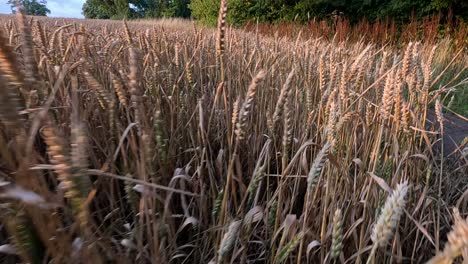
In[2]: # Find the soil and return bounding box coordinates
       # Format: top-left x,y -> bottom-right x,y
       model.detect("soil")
426,110 -> 468,157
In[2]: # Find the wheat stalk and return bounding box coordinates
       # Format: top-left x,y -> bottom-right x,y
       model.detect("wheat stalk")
435,98 -> 444,133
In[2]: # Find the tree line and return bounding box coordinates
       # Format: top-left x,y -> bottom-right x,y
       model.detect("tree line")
7,0 -> 468,26
83,0 -> 468,26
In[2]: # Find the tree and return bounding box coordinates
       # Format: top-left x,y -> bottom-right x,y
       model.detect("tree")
82,0 -> 467,23
8,0 -> 50,16
82,0 -> 191,19
159,0 -> 191,17
189,0 -> 219,26
82,1 -> 111,19
82,0 -> 132,19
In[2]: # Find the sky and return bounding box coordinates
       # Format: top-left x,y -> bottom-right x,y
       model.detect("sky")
0,0 -> 85,18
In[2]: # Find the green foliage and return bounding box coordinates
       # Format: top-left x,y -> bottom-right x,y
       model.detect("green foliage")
81,0 -> 468,26
82,0 -> 111,19
81,0 -> 146,19
189,0 -> 467,27
448,87 -> 468,116
167,0 -> 191,18
189,0 -> 273,26
82,0 -> 191,19
8,0 -> 50,16
227,0 -> 265,26
114,0 -> 133,19
189,0 -> 219,26
82,0 -> 132,19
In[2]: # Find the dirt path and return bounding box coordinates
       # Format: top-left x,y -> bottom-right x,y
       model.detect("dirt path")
427,110 -> 468,157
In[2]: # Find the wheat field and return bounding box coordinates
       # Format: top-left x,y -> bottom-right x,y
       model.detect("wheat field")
0,8 -> 467,264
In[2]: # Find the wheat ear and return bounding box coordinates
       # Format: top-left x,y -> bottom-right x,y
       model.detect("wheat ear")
368,181 -> 409,263
307,142 -> 332,193
235,70 -> 266,142
218,220 -> 242,262
426,211 -> 468,264
371,181 -> 408,247
216,0 -> 227,59
435,98 -> 444,133
331,209 -> 343,259
270,68 -> 295,128
381,69 -> 394,120
401,42 -> 413,80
